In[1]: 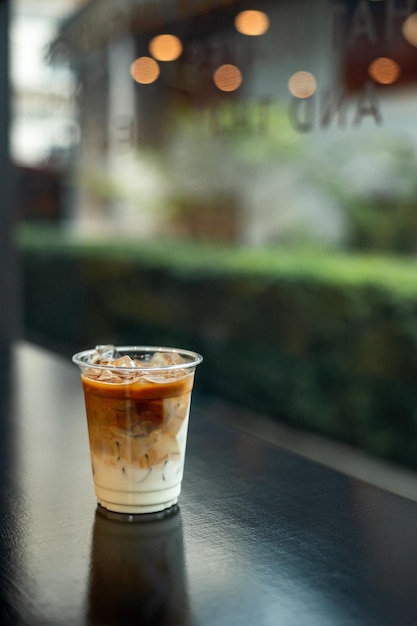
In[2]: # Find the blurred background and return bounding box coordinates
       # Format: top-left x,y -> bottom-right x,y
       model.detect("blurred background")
6,0 -> 417,488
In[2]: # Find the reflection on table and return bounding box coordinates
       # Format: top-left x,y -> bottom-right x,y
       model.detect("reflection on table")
87,505 -> 190,626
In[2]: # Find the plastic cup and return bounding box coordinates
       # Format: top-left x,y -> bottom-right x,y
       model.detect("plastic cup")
72,345 -> 203,515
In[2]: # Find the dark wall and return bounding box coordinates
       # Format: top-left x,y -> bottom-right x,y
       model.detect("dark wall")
0,0 -> 19,342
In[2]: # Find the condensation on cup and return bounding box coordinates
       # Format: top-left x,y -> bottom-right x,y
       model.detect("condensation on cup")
72,345 -> 203,516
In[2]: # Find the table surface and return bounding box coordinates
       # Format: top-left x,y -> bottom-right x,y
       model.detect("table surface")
1,342 -> 417,626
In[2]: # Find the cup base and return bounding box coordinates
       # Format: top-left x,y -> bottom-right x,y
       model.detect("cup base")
94,483 -> 181,515
96,502 -> 180,523
97,496 -> 179,515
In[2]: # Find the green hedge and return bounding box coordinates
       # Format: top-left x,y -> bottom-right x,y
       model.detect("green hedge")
17,226 -> 417,469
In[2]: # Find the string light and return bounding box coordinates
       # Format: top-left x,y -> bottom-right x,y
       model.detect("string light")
213,64 -> 242,92
234,10 -> 270,36
368,57 -> 400,84
149,34 -> 183,61
288,71 -> 317,98
130,57 -> 160,84
402,12 -> 417,47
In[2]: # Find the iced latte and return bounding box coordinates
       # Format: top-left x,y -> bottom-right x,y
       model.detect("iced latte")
73,345 -> 202,515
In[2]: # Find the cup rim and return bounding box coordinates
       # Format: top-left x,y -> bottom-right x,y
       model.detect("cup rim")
72,345 -> 203,373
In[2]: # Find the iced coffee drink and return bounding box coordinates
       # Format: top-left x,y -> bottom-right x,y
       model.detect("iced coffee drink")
72,345 -> 202,515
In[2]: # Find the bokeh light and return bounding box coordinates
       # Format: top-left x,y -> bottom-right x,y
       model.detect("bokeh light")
130,57 -> 160,84
213,64 -> 243,92
402,12 -> 417,47
234,10 -> 270,36
288,71 -> 317,98
368,57 -> 401,84
149,34 -> 183,61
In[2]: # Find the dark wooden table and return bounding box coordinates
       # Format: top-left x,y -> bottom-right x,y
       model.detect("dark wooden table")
1,341 -> 417,625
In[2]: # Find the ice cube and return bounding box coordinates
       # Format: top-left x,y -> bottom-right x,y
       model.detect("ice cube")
112,355 -> 136,368
82,366 -> 101,380
163,395 -> 190,435
149,351 -> 186,367
139,431 -> 179,467
97,369 -> 124,383
91,344 -> 119,363
141,351 -> 188,382
143,369 -> 189,383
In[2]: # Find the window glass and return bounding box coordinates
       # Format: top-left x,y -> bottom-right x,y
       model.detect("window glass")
12,0 -> 417,250
11,0 -> 417,469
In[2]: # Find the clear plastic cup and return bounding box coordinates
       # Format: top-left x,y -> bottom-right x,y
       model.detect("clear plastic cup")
72,345 -> 203,515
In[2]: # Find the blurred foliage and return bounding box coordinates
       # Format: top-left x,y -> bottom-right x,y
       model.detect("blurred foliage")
66,106 -> 417,253
17,223 -> 417,295
18,224 -> 417,470
304,130 -> 417,254
344,199 -> 417,254
163,114 -> 417,251
167,101 -> 302,164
